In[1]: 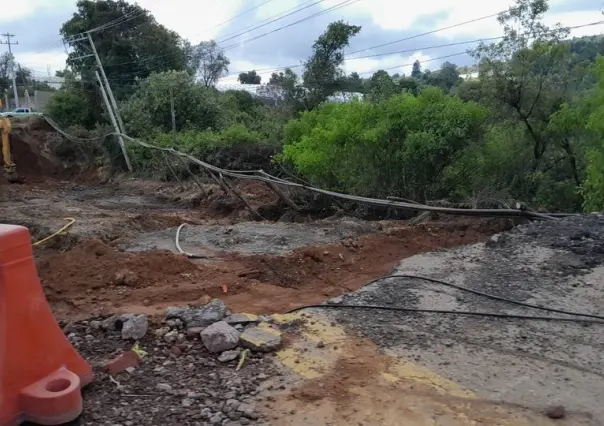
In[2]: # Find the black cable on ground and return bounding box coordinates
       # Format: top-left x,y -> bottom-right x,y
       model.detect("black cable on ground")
286,274 -> 604,324
372,274 -> 604,321
286,303 -> 604,324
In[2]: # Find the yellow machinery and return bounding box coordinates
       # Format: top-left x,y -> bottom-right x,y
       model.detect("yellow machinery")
1,117 -> 18,182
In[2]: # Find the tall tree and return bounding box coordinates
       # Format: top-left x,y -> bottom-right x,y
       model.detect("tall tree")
342,71 -> 364,92
423,61 -> 461,93
368,70 -> 397,102
269,68 -> 298,88
471,0 -> 570,165
191,40 -> 230,87
61,0 -> 190,98
302,20 -> 361,108
411,60 -> 422,79
238,70 -> 261,84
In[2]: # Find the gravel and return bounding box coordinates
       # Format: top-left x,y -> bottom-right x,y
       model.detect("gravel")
47,314 -> 288,425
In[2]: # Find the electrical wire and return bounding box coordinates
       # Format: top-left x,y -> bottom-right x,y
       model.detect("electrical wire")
286,273 -> 604,324
218,0 -> 328,45
346,9 -> 511,56
287,304 -> 604,323
215,0 -> 318,42
205,0 -> 275,34
222,0 -> 361,51
32,218 -> 76,246
364,274 -> 604,321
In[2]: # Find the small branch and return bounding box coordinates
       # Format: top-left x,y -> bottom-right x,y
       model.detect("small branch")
220,173 -> 265,220
162,152 -> 184,190
265,181 -> 300,211
175,155 -> 206,197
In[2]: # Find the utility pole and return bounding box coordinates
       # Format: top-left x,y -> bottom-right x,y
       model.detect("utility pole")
87,32 -> 132,171
95,71 -> 132,172
66,32 -> 132,171
1,33 -> 19,108
87,33 -> 127,136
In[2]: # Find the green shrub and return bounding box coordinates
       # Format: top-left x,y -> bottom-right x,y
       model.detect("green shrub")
281,88 -> 487,201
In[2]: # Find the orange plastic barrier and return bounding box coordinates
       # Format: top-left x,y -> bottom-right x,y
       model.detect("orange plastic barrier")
0,224 -> 93,425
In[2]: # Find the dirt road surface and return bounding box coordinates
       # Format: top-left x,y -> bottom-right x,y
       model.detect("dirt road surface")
4,165 -> 602,425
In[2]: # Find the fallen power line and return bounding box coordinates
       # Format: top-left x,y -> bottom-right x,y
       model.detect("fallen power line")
43,116 -> 560,221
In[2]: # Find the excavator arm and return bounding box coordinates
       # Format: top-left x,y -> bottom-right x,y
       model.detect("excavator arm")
0,117 -> 18,182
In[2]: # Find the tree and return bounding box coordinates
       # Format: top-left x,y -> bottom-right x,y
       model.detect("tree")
368,70 -> 397,102
191,40 -> 230,87
423,61 -> 460,93
281,88 -> 487,201
61,0 -> 190,97
269,68 -> 298,88
471,0 -> 570,166
44,89 -> 96,128
238,70 -> 261,84
341,72 -> 365,92
120,71 -> 223,137
398,76 -> 419,95
302,20 -> 361,108
411,60 -> 422,79
268,68 -> 306,109
0,53 -> 39,100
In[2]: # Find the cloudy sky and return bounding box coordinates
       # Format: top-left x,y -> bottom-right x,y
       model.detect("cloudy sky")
1,0 -> 601,84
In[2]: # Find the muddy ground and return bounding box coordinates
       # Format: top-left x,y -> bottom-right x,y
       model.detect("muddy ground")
2,179 -> 505,320
4,154 -> 601,424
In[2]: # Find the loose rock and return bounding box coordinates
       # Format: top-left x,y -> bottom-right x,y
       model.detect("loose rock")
186,299 -> 227,328
545,405 -> 566,419
156,383 -> 173,392
224,313 -> 259,325
103,350 -> 141,375
121,314 -> 148,340
185,327 -> 203,339
163,330 -> 179,343
201,321 -> 240,353
240,325 -> 282,352
218,349 -> 241,363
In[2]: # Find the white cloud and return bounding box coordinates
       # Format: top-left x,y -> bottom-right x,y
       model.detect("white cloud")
344,52 -> 432,76
8,0 -> 602,84
134,0 -> 245,43
15,50 -> 67,79
0,0 -> 68,23
545,10 -> 604,37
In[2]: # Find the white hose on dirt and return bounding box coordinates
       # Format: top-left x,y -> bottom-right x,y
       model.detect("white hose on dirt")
175,223 -> 207,259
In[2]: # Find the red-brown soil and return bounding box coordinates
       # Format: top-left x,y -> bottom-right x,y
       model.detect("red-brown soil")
37,221 -> 506,320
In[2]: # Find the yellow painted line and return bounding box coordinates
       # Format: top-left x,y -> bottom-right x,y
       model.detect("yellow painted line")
273,311 -> 472,398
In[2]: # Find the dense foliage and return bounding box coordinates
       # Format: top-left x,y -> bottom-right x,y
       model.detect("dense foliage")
43,0 -> 604,212
281,88 -> 487,202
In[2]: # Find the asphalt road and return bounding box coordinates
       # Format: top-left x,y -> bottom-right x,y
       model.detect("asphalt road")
325,214 -> 604,425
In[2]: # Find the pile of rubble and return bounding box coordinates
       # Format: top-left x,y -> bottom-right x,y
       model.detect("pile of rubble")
92,299 -> 284,369
61,299 -> 292,425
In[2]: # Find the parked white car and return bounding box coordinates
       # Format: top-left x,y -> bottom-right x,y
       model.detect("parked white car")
0,107 -> 43,118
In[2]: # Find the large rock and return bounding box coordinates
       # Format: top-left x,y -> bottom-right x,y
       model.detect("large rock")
224,313 -> 259,325
164,306 -> 188,319
121,314 -> 149,340
165,299 -> 227,328
240,325 -> 282,352
200,321 -> 240,353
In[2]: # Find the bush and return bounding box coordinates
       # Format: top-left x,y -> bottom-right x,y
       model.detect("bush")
280,88 -> 487,202
44,89 -> 96,128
